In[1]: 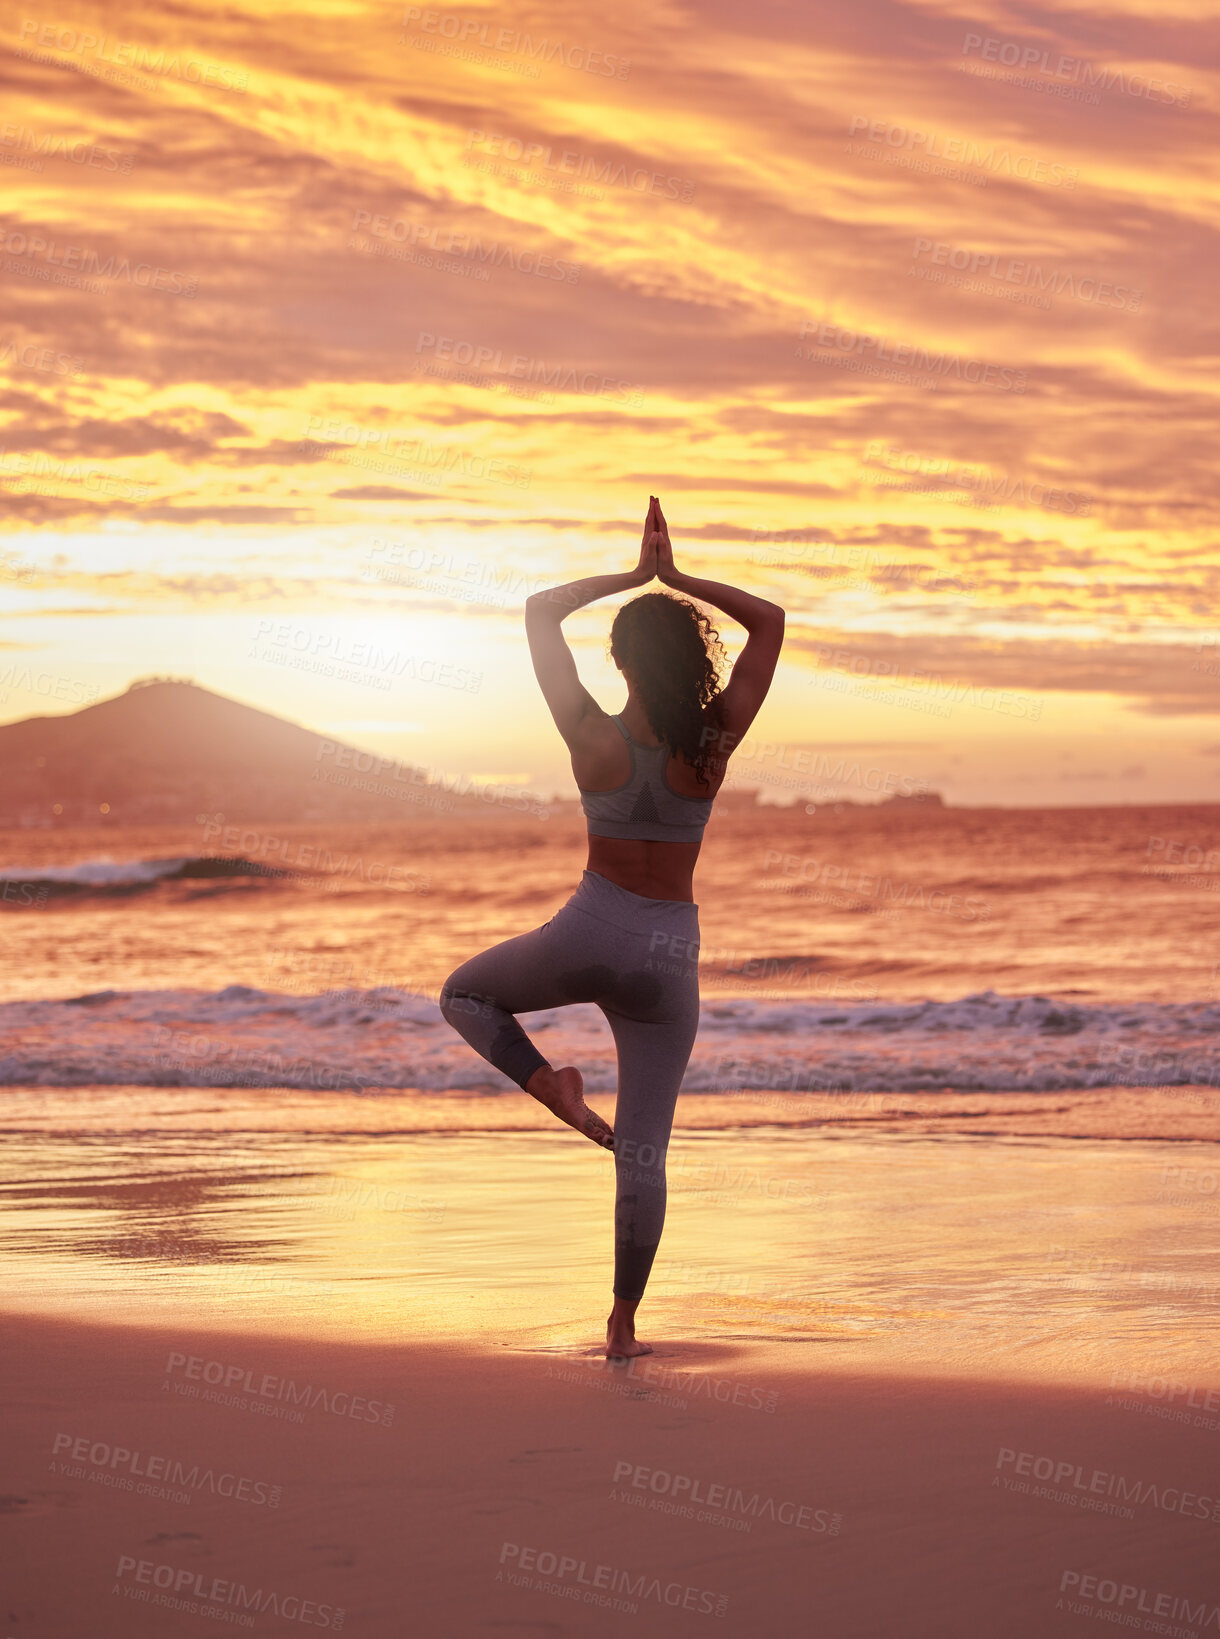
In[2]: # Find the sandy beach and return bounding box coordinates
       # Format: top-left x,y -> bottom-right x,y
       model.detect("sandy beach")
4,1305 -> 1218,1639
3,1077 -> 1218,1637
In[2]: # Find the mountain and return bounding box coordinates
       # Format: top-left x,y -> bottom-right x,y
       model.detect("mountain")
0,678 -> 938,829
0,678 -> 531,826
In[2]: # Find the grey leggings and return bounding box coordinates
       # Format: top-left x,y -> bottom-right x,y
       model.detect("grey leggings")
439,869 -> 700,1301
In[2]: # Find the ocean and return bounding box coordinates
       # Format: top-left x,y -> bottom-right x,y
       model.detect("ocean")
0,802 -> 1217,1098
1,801 -> 1216,1364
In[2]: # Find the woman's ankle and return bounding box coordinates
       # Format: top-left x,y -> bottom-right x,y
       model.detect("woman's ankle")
524,1063 -> 554,1095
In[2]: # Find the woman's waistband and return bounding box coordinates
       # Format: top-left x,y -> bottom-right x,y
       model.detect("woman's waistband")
565,869 -> 700,933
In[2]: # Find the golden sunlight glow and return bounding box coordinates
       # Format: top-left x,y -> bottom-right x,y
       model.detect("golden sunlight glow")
1,0 -> 1217,804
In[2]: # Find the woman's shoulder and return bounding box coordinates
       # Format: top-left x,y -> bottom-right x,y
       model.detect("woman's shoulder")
569,708 -> 633,787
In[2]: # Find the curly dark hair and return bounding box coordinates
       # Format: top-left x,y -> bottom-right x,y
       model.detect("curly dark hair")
608,592 -> 728,788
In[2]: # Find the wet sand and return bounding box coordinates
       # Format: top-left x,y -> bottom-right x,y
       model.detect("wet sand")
3,1082 -> 1219,1139
1,1091 -> 1216,1370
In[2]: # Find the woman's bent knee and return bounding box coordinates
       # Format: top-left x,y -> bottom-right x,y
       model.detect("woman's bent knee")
439,972 -> 475,1025
440,974 -> 499,1031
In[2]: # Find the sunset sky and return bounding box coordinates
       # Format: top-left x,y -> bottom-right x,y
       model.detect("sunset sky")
1,0 -> 1217,805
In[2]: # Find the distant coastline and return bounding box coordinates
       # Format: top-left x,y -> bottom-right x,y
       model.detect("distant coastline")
1,676 -> 1215,826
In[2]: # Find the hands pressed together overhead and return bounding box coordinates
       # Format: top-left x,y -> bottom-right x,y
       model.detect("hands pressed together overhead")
634,495 -> 680,587
526,489 -> 782,736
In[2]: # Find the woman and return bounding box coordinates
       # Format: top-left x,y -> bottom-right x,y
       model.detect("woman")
440,497 -> 785,1357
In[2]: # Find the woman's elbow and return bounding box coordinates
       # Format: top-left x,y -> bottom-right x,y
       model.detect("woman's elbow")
525,590 -> 567,625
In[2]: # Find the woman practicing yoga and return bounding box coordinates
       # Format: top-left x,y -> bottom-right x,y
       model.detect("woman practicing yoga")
440,497 -> 785,1357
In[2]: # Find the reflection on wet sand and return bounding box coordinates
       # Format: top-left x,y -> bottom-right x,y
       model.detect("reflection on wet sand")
0,1121 -> 1212,1390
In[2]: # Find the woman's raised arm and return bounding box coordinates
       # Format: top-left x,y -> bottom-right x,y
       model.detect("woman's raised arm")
522,499 -> 659,747
525,497 -> 659,625
651,497 -> 785,753
652,497 -> 784,631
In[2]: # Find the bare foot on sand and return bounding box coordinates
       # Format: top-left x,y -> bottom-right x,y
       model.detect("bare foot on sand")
525,1065 -> 614,1150
606,1304 -> 653,1360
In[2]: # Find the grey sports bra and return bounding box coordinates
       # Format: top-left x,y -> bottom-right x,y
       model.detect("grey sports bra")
579,715 -> 715,844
